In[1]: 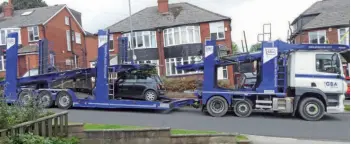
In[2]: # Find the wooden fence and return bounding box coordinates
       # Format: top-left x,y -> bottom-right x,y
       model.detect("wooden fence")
0,111 -> 69,138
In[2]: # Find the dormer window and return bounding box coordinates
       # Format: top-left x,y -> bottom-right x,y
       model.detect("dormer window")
21,10 -> 34,16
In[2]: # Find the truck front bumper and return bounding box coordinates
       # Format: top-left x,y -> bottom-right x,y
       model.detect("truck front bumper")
326,94 -> 346,114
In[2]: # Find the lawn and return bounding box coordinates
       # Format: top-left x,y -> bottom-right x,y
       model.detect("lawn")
83,123 -> 219,135
345,105 -> 350,111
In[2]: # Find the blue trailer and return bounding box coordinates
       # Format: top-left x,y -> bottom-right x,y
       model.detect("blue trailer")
2,30 -> 196,113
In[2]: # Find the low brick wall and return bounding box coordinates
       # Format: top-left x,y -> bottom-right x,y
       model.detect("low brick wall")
67,124 -> 243,144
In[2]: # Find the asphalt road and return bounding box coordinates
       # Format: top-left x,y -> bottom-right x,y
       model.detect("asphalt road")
51,107 -> 350,142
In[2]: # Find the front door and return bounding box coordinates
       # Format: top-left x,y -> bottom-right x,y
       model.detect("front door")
314,53 -> 347,106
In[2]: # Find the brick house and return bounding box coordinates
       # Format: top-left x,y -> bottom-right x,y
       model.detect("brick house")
0,0 -> 87,77
90,0 -> 234,84
289,0 -> 350,45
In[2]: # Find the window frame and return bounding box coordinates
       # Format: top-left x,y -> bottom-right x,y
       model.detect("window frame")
75,32 -> 81,44
109,34 -> 114,51
0,56 -> 5,71
163,25 -> 201,47
65,16 -> 70,25
338,27 -> 350,45
308,30 -> 326,44
122,31 -> 157,50
0,28 -> 22,45
315,54 -> 340,74
66,30 -> 71,51
28,26 -> 40,42
135,60 -> 160,76
209,21 -> 225,40
165,56 -> 203,76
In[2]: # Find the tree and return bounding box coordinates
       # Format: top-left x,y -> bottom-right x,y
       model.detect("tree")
232,42 -> 239,54
250,43 -> 262,52
0,0 -> 48,12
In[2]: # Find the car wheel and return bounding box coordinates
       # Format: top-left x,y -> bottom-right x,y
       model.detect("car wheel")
206,96 -> 228,117
38,90 -> 53,108
233,99 -> 253,117
144,90 -> 158,101
298,97 -> 325,121
56,91 -> 73,109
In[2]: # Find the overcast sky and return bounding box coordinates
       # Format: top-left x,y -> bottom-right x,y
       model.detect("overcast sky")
4,0 -> 320,50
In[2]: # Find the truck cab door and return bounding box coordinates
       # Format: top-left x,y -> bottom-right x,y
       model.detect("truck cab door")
314,53 -> 346,107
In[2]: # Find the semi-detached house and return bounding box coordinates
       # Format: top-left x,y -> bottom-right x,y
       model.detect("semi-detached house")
93,0 -> 234,84
0,0 -> 87,77
289,0 -> 350,45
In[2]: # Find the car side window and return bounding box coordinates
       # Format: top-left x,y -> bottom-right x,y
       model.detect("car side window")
124,74 -> 136,83
316,54 -> 339,74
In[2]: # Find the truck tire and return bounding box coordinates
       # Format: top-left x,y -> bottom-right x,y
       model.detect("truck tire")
18,89 -> 33,106
206,96 -> 228,117
56,91 -> 73,109
38,90 -> 53,108
233,99 -> 253,117
298,97 -> 325,121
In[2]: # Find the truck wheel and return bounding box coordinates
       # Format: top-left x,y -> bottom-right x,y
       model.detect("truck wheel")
56,91 -> 73,109
144,90 -> 158,101
38,90 -> 53,108
233,99 -> 253,117
298,97 -> 325,121
206,96 -> 228,117
18,90 -> 33,106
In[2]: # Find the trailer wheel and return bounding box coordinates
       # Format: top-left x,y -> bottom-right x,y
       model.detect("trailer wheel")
206,96 -> 228,117
38,90 -> 53,108
18,90 -> 33,106
56,91 -> 73,109
298,97 -> 325,121
233,99 -> 253,117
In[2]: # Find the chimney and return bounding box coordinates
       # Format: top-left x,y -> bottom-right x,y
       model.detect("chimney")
3,0 -> 14,17
157,0 -> 169,14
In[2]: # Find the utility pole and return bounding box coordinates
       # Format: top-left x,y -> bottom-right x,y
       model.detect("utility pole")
128,0 -> 136,64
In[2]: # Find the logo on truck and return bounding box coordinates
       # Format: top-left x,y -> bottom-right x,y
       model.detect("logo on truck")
324,81 -> 338,88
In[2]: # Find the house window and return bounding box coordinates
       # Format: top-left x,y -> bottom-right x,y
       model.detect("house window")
90,62 -> 96,68
165,56 -> 203,76
163,26 -> 201,47
308,30 -> 326,44
316,54 -> 339,74
66,30 -> 71,51
135,60 -> 160,76
0,28 -> 21,45
28,26 -> 40,42
338,27 -> 350,45
0,56 -> 5,71
218,66 -> 228,79
122,31 -> 157,49
109,34 -> 114,51
65,16 -> 69,25
75,32 -> 81,44
49,53 -> 55,66
71,31 -> 75,42
210,21 -> 225,40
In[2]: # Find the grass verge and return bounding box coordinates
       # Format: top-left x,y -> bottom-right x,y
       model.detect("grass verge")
235,134 -> 249,141
82,123 -> 219,135
345,105 -> 350,111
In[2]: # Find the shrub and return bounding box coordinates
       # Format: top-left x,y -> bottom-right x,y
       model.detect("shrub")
0,95 -> 53,129
162,76 -> 233,92
2,133 -> 79,144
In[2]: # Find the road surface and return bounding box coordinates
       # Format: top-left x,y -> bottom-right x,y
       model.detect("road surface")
51,107 -> 350,142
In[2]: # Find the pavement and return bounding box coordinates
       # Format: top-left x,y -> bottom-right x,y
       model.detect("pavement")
247,135 -> 350,144
50,106 -> 350,142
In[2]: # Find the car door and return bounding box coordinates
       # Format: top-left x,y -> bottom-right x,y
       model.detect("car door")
134,74 -> 149,98
117,73 -> 136,97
